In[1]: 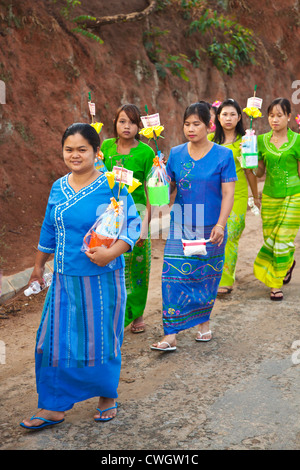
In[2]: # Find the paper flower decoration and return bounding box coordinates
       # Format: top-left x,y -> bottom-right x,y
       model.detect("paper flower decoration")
105,171 -> 115,189
105,171 -> 142,195
139,125 -> 164,140
127,178 -> 142,194
90,122 -> 103,133
243,107 -> 262,119
296,114 -> 300,130
212,100 -> 222,108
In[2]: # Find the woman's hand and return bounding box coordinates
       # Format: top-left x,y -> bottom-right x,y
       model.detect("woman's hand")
253,197 -> 261,210
210,225 -> 225,246
85,240 -> 131,267
28,266 -> 45,286
85,246 -> 114,267
27,250 -> 50,287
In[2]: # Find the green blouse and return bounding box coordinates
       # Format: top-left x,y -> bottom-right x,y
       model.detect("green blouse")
101,138 -> 155,209
208,133 -> 248,199
258,129 -> 300,198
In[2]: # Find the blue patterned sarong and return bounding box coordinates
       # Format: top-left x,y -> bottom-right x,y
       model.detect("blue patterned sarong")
162,224 -> 226,335
35,269 -> 126,411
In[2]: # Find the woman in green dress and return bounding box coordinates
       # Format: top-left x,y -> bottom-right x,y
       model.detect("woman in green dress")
253,98 -> 300,301
209,99 -> 259,295
101,104 -> 155,331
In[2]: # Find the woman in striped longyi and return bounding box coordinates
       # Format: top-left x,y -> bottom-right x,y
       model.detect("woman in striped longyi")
253,98 -> 300,301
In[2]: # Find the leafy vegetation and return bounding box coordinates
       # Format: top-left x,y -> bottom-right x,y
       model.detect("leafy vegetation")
187,9 -> 256,76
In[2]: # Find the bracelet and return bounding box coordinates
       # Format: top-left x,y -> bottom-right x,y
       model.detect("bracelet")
215,223 -> 225,230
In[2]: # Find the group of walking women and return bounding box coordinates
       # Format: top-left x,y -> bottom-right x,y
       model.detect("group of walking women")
20,96 -> 300,430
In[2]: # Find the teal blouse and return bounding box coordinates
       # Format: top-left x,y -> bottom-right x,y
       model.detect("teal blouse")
258,129 -> 300,198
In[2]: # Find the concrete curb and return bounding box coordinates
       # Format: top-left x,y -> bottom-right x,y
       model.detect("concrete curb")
0,214 -> 170,306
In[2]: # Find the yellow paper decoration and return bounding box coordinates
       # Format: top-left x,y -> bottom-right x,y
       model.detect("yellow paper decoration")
127,178 -> 142,194
139,125 -> 164,139
243,107 -> 262,119
91,122 -> 104,133
105,171 -> 115,189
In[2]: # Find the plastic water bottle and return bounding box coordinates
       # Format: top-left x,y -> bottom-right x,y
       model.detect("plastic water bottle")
248,196 -> 260,216
24,272 -> 53,296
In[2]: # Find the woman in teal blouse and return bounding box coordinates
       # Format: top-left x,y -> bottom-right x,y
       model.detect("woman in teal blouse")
254,98 -> 300,300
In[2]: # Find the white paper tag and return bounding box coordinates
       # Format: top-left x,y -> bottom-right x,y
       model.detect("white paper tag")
247,97 -> 263,109
88,102 -> 96,116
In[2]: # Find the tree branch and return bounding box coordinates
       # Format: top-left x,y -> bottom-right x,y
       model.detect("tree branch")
74,0 -> 157,29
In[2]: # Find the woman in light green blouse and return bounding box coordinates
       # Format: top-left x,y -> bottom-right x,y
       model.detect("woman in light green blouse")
254,98 -> 300,301
209,99 -> 259,295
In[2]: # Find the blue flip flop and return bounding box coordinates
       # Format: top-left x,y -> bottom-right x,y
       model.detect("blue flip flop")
94,402 -> 118,422
20,415 -> 64,431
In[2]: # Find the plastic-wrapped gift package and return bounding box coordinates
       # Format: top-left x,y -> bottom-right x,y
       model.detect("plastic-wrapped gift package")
146,152 -> 170,206
82,198 -> 124,252
241,129 -> 258,169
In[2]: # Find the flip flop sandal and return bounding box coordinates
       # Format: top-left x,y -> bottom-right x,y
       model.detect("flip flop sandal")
130,322 -> 146,334
270,290 -> 283,301
217,287 -> 233,296
20,415 -> 64,430
195,330 -> 212,342
283,260 -> 296,285
150,341 -> 177,352
95,403 -> 118,422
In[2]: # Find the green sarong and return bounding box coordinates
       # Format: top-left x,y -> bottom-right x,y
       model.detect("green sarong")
124,236 -> 151,327
254,193 -> 300,287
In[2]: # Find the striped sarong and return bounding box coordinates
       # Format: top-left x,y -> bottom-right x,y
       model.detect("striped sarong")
162,224 -> 226,335
35,270 -> 126,411
254,193 -> 300,288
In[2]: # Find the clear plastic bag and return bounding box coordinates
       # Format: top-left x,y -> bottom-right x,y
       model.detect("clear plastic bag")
82,198 -> 124,253
146,151 -> 170,206
241,129 -> 258,169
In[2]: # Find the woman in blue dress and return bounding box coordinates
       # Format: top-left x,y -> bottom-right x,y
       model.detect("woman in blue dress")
20,123 -> 141,429
151,103 -> 237,351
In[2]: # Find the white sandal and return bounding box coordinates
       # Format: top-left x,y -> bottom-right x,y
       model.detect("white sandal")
195,330 -> 212,342
150,341 -> 177,352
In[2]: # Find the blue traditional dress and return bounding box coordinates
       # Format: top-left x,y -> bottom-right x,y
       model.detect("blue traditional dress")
162,142 -> 237,334
35,172 -> 141,411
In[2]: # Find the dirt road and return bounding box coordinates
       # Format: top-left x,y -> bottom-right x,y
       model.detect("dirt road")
1,208 -> 300,450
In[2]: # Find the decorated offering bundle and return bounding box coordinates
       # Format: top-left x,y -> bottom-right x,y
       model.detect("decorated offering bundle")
139,106 -> 170,206
241,86 -> 262,169
146,151 -> 170,206
241,129 -> 259,169
82,197 -> 124,251
82,168 -> 141,252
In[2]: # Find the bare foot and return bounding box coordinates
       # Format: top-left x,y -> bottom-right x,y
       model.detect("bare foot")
21,409 -> 65,429
94,397 -> 117,421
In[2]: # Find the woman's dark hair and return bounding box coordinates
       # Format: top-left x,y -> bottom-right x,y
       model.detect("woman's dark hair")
213,98 -> 245,144
183,102 -> 211,127
267,97 -> 291,116
113,103 -> 141,140
62,123 -> 100,152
